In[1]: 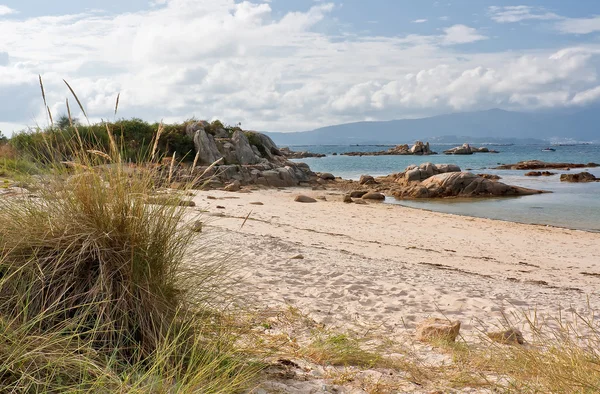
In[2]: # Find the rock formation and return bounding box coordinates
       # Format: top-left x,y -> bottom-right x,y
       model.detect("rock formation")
331,163 -> 548,199
495,160 -> 599,170
444,143 -> 499,155
394,172 -> 547,199
280,147 -> 326,159
182,121 -> 317,189
342,141 -> 436,156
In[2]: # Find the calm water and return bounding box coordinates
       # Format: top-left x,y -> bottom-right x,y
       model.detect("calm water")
290,144 -> 600,232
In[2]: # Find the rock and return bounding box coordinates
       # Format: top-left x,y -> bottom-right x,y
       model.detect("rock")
317,196 -> 327,201
232,131 -> 260,165
280,147 -> 325,159
495,160 -> 600,170
224,180 -> 241,192
332,152 -> 338,156
410,141 -> 433,155
342,141 -> 436,156
478,173 -> 501,180
350,191 -> 368,198
394,172 -> 548,199
560,172 -> 598,182
343,195 -> 353,203
416,318 -> 461,342
525,171 -> 556,177
359,175 -> 376,185
362,192 -> 385,200
319,173 -> 335,181
487,328 -> 525,345
186,122 -> 223,165
190,220 -> 203,233
295,195 -> 317,203
290,254 -> 304,260
250,201 -> 264,205
216,205 -> 225,209
444,143 -> 474,155
444,144 -> 496,155
400,163 -> 462,184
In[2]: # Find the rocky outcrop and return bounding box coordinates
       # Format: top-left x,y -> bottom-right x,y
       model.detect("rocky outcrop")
179,122 -> 318,189
342,141 -> 436,156
394,172 -> 547,199
560,172 -> 599,182
495,160 -> 600,170
444,144 -> 498,155
280,147 -> 325,159
525,171 -> 556,177
359,175 -> 376,185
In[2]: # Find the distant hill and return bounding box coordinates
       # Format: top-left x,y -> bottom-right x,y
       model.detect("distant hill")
265,108 -> 600,146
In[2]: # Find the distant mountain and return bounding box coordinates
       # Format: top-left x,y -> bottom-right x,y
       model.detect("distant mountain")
265,108 -> 600,146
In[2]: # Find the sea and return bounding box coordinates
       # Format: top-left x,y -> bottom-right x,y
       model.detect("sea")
289,144 -> 600,232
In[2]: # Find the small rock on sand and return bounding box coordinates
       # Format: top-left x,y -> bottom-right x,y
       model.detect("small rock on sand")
487,328 -> 525,345
350,190 -> 368,198
416,318 -> 461,342
290,254 -> 304,260
190,220 -> 203,233
250,202 -> 264,205
224,180 -> 241,192
295,195 -> 317,203
343,195 -> 353,203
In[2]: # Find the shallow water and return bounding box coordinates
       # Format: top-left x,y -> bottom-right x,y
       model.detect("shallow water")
291,144 -> 600,232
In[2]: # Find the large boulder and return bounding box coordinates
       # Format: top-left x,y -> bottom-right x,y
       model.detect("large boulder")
186,122 -> 223,165
400,163 -> 461,184
232,131 -> 260,165
394,172 -> 548,199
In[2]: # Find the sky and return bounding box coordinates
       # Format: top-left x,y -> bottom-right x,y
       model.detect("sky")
1,1 -> 600,135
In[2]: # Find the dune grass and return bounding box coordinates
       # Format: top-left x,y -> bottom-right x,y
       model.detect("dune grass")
0,82 -> 260,392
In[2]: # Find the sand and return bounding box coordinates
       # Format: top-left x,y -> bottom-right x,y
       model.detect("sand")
190,187 -> 600,342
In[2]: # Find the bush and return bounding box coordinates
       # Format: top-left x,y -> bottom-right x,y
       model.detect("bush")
9,119 -> 196,163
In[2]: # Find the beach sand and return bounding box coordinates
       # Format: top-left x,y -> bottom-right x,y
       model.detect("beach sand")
191,187 -> 600,338
187,187 -> 600,392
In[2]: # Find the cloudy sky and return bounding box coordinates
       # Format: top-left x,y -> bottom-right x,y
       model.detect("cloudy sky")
1,0 -> 600,135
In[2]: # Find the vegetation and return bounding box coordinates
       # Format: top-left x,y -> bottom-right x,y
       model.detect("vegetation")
0,81 -> 260,392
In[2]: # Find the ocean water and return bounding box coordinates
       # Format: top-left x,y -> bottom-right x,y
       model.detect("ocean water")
289,144 -> 600,232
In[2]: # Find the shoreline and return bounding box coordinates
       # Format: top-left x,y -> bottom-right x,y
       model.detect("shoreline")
388,199 -> 600,234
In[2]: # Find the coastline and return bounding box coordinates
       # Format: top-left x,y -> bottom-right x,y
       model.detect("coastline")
389,199 -> 600,234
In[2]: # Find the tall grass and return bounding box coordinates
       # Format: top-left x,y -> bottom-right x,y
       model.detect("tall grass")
0,82 -> 258,392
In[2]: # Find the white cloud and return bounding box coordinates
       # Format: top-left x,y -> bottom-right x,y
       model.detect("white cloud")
412,19 -> 427,24
0,0 -> 599,135
556,16 -> 600,35
0,5 -> 16,15
442,25 -> 487,45
489,6 -> 560,23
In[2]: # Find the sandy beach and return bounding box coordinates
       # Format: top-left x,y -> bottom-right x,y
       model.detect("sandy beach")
191,187 -> 600,341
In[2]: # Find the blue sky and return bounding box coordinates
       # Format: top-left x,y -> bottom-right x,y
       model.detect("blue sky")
1,0 -> 600,134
